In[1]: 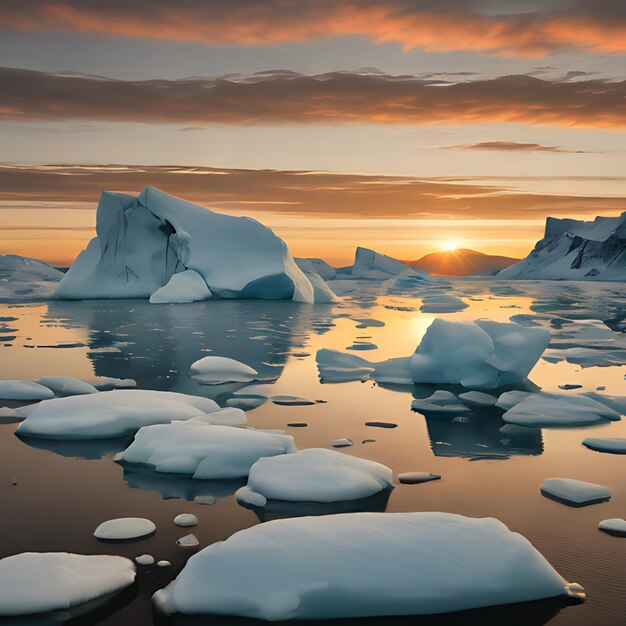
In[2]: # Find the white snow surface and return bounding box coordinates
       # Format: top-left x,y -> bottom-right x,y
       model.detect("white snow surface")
189,356 -> 258,384
153,512 -> 572,620
36,376 -> 98,396
16,390 -> 221,439
53,186 -> 329,303
503,392 -> 621,427
149,269 -> 211,304
0,380 -> 55,401
0,552 -> 135,616
121,422 -> 296,479
236,448 -> 393,505
541,478 -> 611,506
94,517 -> 156,540
0,254 -> 63,302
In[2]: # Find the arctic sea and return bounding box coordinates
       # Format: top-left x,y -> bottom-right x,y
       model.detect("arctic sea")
0,277 -> 624,625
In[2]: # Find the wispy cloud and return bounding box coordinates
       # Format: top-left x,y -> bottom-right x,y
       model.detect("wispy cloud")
2,1 -> 626,56
2,68 -> 626,128
447,141 -> 589,154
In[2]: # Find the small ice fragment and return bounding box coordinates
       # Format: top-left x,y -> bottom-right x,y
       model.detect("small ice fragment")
598,518 -> 626,536
398,472 -> 441,485
540,478 -> 611,507
135,554 -> 155,565
94,517 -> 156,540
174,514 -> 199,527
331,438 -> 353,448
176,534 -> 200,548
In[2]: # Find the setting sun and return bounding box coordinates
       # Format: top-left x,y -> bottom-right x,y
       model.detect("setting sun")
441,239 -> 461,252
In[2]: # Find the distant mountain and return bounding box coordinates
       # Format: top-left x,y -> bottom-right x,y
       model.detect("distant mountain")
410,249 -> 519,276
499,213 -> 626,281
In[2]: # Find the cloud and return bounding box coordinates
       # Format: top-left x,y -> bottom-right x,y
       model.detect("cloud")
449,141 -> 588,153
0,164 -> 623,220
2,1 -> 626,56
2,68 -> 626,129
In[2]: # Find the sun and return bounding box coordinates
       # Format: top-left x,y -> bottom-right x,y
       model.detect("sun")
440,239 -> 460,252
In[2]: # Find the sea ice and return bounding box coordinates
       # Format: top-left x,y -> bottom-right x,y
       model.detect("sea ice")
398,472 -> 441,484
271,395 -> 315,406
189,356 -> 258,384
0,380 -> 55,401
236,449 -> 393,506
458,391 -> 498,407
16,390 -> 221,439
495,390 -> 532,411
177,534 -> 199,548
541,478 -> 611,507
0,254 -> 63,302
582,438 -> 626,454
153,512 -> 576,620
94,517 -> 156,540
135,554 -> 155,565
149,269 -> 212,304
174,514 -> 199,527
36,376 -> 98,396
411,391 -> 472,415
503,393 -> 620,427
598,519 -> 626,536
0,552 -> 135,616
331,438 -> 353,447
121,422 -> 296,479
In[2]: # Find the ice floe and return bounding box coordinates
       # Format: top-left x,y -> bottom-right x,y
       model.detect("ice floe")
495,390 -> 532,411
541,478 -> 611,507
149,269 -> 212,304
177,534 -> 199,548
582,438 -> 626,454
120,421 -> 296,479
16,390 -> 222,439
398,472 -> 441,484
153,512 -> 576,620
174,514 -> 199,527
0,254 -> 63,302
411,391 -> 472,415
0,380 -> 55,401
503,393 -> 621,427
458,391 -> 498,407
94,517 -> 156,540
36,376 -> 98,396
189,356 -> 258,384
135,554 -> 155,565
236,449 -> 393,507
0,552 -> 135,616
598,519 -> 626,536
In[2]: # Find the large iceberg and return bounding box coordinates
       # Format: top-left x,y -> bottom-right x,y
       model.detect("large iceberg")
53,187 -> 329,303
335,247 -> 430,282
15,390 -> 232,439
0,254 -> 63,302
498,213 -> 626,281
318,319 -> 550,389
0,552 -> 135,616
120,421 -> 296,479
153,512 -> 579,620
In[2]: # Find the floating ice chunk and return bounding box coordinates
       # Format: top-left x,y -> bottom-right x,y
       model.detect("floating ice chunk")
581,392 -> 626,416
236,449 -> 393,506
411,391 -> 472,415
582,438 -> 626,454
398,472 -> 441,484
295,258 -> 337,281
542,347 -> 625,368
121,422 -> 296,480
365,421 -> 397,429
299,270 -> 337,303
174,514 -> 199,527
187,407 -> 247,426
16,390 -> 221,440
0,380 -> 54,401
419,294 -> 468,314
271,395 -> 315,406
316,349 -> 375,382
503,393 -> 620,427
541,478 -> 611,507
189,356 -> 258,384
91,376 -> 137,390
177,534 -> 199,548
36,376 -> 98,397
235,487 -> 268,507
0,254 -> 63,303
157,560 -> 172,567
331,438 -> 353,448
459,391 -> 498,407
135,554 -> 155,565
149,270 -> 211,304
94,517 -> 156,540
495,390 -> 532,411
598,519 -> 626,536
0,552 -> 135,616
153,511 -> 576,620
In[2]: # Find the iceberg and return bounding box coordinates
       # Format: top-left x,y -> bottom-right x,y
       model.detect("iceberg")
0,380 -> 55,401
335,247 -> 430,282
503,392 -> 621,427
153,512 -> 578,620
540,478 -> 611,507
15,390 -> 224,439
53,186 -> 329,303
189,355 -> 258,384
236,448 -> 393,506
120,421 -> 296,479
295,258 -> 337,280
498,212 -> 626,281
318,319 -> 550,390
0,253 -> 63,302
149,269 -> 211,304
0,552 -> 135,617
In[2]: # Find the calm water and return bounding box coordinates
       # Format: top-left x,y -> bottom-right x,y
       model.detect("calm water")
0,278 -> 624,625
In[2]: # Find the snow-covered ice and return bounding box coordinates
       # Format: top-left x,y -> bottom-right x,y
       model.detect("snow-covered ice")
94,517 -> 156,540
496,390 -> 532,411
0,254 -> 63,302
36,376 -> 98,396
236,449 -> 393,506
0,552 -> 135,616
121,421 -> 296,479
331,438 -> 353,448
503,393 -> 621,427
135,554 -> 155,565
54,187 -> 326,303
149,269 -> 212,304
541,478 -> 611,507
336,247 -> 429,281
411,391 -> 472,415
153,512 -> 576,620
0,380 -> 55,401
177,534 -> 199,548
582,438 -> 626,454
16,390 -> 221,439
174,514 -> 199,527
598,519 -> 626,536
189,356 -> 258,384
398,472 -> 441,484
459,391 -> 498,407
295,258 -> 337,281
